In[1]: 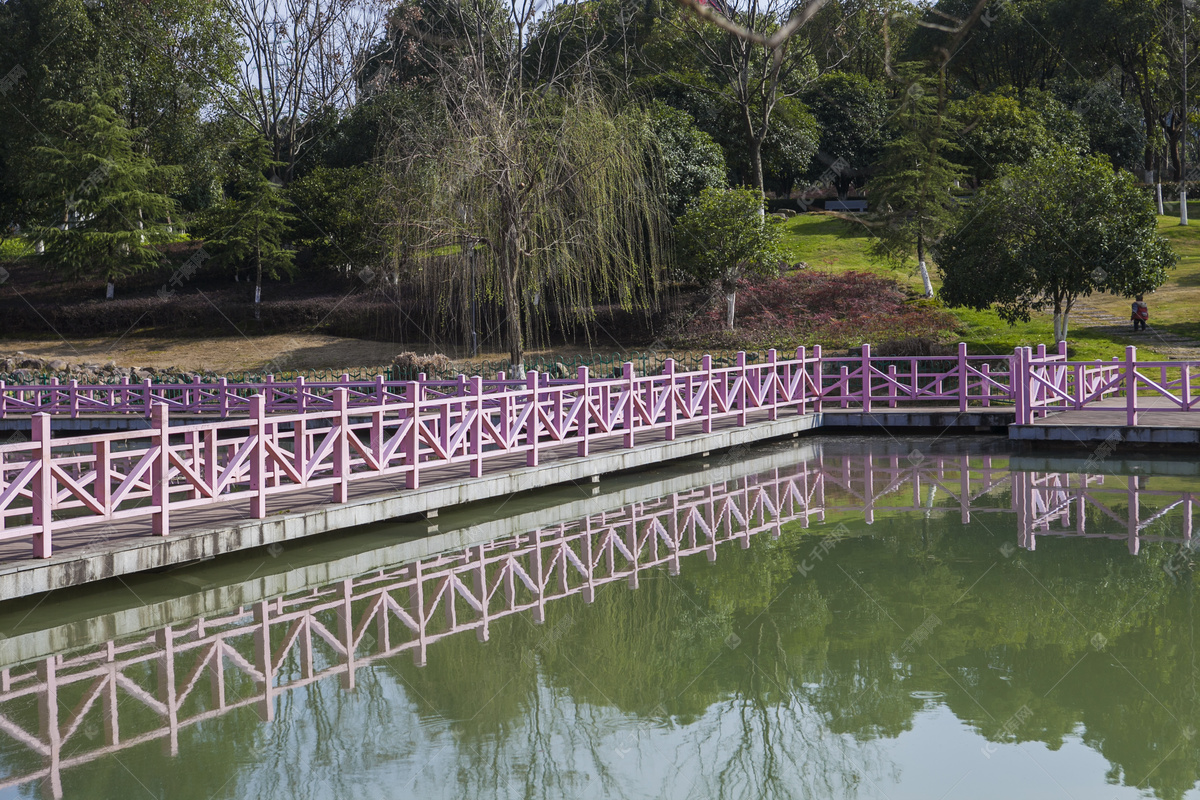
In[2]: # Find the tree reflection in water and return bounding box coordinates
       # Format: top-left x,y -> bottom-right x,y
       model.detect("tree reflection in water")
1,442 -> 1199,800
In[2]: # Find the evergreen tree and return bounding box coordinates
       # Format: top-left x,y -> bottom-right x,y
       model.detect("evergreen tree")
30,93 -> 179,298
200,135 -> 295,319
866,64 -> 964,299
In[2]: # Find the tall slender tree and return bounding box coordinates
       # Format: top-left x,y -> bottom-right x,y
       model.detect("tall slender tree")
200,135 -> 295,319
866,64 -> 963,298
30,93 -> 179,299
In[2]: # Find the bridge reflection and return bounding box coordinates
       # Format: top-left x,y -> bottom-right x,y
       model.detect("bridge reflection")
0,448 -> 1194,798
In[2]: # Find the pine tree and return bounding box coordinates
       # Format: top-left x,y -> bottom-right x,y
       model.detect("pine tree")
866,64 -> 965,299
200,135 -> 295,319
31,93 -> 180,299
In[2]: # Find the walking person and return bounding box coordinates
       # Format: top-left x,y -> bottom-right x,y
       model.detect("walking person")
1131,295 -> 1149,332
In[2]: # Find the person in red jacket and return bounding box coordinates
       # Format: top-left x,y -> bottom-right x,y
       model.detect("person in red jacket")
1131,295 -> 1149,331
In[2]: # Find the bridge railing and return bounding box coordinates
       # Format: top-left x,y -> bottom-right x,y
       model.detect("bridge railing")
0,344 -> 1022,419
0,349 -> 831,558
1021,345 -> 1200,424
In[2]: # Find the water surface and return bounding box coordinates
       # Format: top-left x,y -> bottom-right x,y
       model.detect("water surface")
1,437 -> 1198,800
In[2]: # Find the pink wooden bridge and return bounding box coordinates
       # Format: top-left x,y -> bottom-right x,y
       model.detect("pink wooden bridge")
0,343 -> 1197,562
0,450 -> 1191,798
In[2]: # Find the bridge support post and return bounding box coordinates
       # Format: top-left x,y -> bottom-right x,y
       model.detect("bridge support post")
861,344 -> 872,413
31,413 -> 52,559
958,342 -> 968,412
1125,346 -> 1138,427
250,395 -> 267,518
152,403 -> 170,535
472,376 -> 485,476
334,388 -> 350,503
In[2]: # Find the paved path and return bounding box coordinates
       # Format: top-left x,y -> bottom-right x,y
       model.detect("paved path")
1071,302 -> 1200,359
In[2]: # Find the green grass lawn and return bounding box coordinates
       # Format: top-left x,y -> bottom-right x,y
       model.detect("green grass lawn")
0,238 -> 32,260
776,212 -> 1186,360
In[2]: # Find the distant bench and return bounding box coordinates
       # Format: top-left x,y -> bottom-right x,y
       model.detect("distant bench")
825,200 -> 867,212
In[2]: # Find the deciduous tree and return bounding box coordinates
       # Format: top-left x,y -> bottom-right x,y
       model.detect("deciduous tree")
938,147 -> 1176,342
675,187 -> 782,329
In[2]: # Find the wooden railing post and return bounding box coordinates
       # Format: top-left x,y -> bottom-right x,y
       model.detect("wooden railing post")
575,367 -> 591,457
958,342 -> 968,412
526,370 -> 540,466
766,349 -> 778,421
31,413 -> 53,558
152,403 -> 170,536
405,381 -> 420,489
812,345 -> 823,413
861,344 -> 872,413
1013,347 -> 1027,424
68,379 -> 78,419
1126,345 -> 1138,426
218,377 -> 229,418
250,394 -> 267,518
664,358 -> 677,439
296,376 -> 306,414
737,351 -> 748,426
702,355 -> 713,433
795,346 -> 807,414
623,362 -> 636,447
143,378 -> 153,419
472,375 -> 486,475
334,387 -> 350,503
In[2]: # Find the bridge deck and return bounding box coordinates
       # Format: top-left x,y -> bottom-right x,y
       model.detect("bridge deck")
1010,397 -> 1200,445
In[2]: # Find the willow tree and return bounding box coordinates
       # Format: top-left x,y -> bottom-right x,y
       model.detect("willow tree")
380,0 -> 671,371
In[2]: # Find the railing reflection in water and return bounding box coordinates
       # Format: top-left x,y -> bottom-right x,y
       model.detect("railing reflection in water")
0,450 -> 1194,798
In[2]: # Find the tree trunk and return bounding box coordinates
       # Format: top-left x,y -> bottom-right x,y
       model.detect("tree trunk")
1052,298 -> 1069,343
254,241 -> 263,322
500,237 -> 524,373
916,231 -> 933,298
105,281 -> 114,300
749,137 -> 766,212
725,289 -> 737,330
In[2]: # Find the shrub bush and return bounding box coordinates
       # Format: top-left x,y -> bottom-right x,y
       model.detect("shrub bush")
666,270 -> 959,350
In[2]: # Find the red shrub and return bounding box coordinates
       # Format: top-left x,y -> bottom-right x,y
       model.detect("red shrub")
667,271 -> 959,350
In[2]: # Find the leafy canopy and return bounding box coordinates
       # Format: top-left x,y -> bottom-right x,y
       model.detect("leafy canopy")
938,146 -> 1176,324
675,187 -> 782,290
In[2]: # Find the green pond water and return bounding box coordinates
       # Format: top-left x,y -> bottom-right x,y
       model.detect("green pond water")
0,436 -> 1198,800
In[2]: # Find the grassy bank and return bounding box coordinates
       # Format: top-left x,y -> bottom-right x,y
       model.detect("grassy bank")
777,212 -> 1193,361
